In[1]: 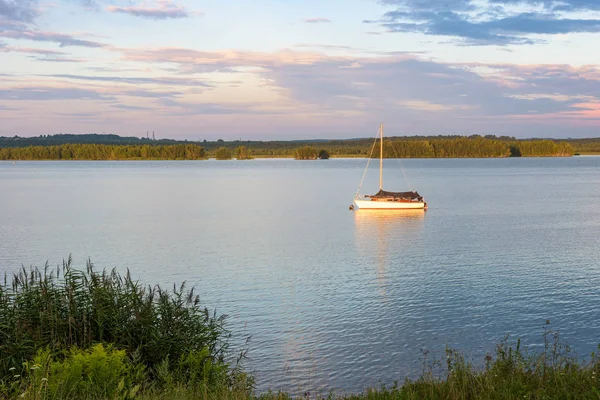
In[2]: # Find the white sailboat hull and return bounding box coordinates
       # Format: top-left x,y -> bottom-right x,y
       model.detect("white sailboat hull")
354,199 -> 425,210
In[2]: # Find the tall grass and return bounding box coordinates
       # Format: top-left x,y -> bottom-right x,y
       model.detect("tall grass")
0,257 -> 250,398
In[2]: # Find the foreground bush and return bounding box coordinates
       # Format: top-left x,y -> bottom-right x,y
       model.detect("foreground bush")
10,328 -> 600,399
342,324 -> 600,399
0,257 -> 250,398
18,344 -> 138,399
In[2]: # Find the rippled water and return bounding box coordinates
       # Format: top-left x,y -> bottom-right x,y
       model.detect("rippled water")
1,157 -> 600,394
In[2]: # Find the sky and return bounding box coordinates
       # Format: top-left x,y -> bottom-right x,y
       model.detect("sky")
1,0 -> 600,140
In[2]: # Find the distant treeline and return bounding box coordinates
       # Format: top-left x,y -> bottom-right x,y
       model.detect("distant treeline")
0,144 -> 206,160
0,134 -> 581,160
565,138 -> 600,154
222,136 -> 574,158
377,138 -> 574,158
0,134 -> 182,148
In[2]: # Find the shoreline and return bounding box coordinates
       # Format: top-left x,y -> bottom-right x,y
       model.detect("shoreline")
2,154 -> 592,161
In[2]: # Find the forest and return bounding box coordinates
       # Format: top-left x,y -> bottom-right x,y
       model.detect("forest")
0,134 -> 585,160
0,144 -> 206,160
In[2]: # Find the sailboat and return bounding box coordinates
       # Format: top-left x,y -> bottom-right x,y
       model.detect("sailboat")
353,124 -> 427,210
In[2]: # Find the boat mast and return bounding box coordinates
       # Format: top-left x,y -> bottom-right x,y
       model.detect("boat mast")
379,123 -> 383,191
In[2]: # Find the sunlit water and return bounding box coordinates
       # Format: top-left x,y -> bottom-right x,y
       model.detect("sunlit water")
1,157 -> 600,394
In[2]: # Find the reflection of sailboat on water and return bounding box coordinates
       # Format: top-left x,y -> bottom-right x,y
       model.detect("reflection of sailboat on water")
354,209 -> 425,246
353,124 -> 427,210
354,209 -> 426,222
354,209 -> 425,299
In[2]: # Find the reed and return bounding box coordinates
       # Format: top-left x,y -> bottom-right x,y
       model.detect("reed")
0,257 -> 247,396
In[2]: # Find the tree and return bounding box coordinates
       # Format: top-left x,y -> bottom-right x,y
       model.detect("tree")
215,147 -> 232,160
294,146 -> 319,160
235,145 -> 253,160
318,149 -> 329,159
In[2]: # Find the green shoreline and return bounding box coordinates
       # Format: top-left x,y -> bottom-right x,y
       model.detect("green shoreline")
2,134 -> 597,160
2,261 -> 599,399
1,154 -> 585,160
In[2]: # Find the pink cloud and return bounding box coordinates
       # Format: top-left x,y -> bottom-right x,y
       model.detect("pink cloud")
3,43 -> 600,137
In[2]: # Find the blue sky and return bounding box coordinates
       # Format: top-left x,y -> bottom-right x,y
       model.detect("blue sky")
1,0 -> 600,139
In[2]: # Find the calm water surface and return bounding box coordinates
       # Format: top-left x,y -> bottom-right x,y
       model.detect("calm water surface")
1,158 -> 600,394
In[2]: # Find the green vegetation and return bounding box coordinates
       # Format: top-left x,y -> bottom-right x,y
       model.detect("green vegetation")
235,146 -> 253,160
374,137 -> 510,158
509,140 -> 573,157
0,134 -> 183,148
0,144 -> 205,160
1,134 -> 585,159
370,137 -> 575,158
294,146 -> 318,160
294,146 -> 330,160
357,325 -> 600,400
561,138 -> 600,154
1,259 -> 599,399
0,258 -> 250,399
215,147 -> 233,160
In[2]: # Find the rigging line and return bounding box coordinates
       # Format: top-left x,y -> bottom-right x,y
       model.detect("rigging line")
390,138 -> 413,191
355,126 -> 381,199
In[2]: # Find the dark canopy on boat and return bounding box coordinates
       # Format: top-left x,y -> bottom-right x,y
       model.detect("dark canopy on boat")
366,189 -> 422,200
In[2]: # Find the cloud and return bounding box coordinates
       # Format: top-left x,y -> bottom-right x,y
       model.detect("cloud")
159,98 -> 266,115
121,89 -> 184,98
294,43 -> 356,51
383,11 -> 600,45
375,0 -> 600,45
54,111 -> 99,117
2,46 -> 66,55
379,0 -> 600,12
83,66 -> 151,73
114,45 -> 600,124
111,104 -> 153,110
470,63 -> 600,98
106,1 -> 191,20
304,17 -> 331,23
0,1 -> 108,49
119,47 -> 349,72
0,44 -> 87,61
0,82 -> 187,105
4,40 -> 600,137
0,29 -> 107,47
45,74 -> 212,87
488,0 -> 600,12
0,87 -> 114,101
0,0 -> 38,23
31,56 -> 85,62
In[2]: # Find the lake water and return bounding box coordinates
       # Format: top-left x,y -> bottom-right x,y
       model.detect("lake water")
1,157 -> 600,394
